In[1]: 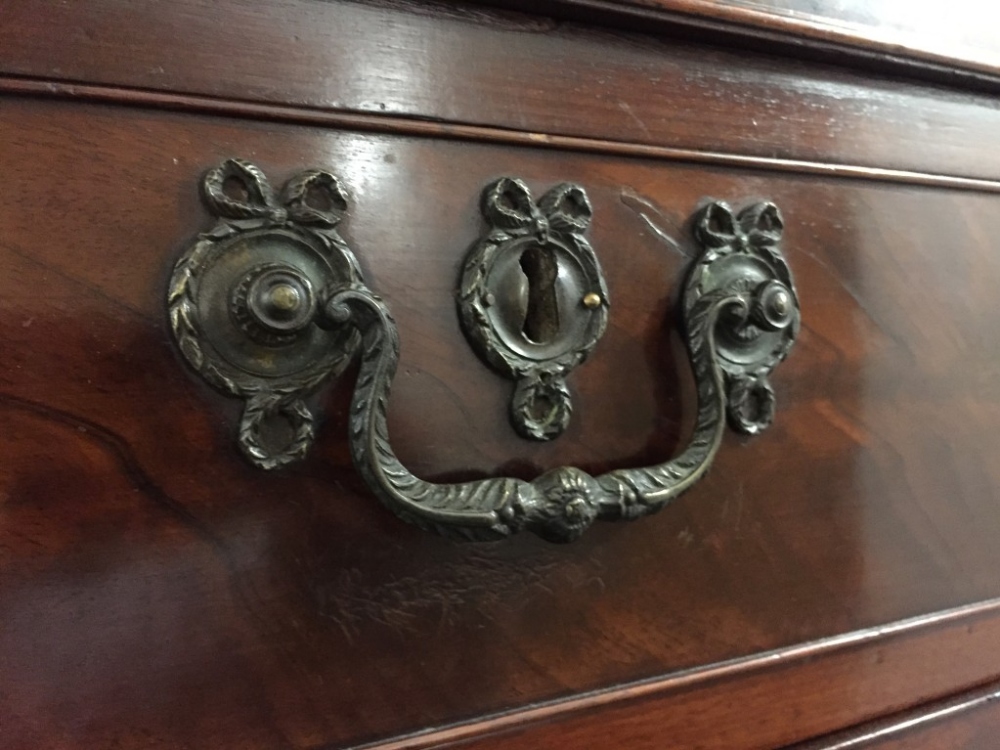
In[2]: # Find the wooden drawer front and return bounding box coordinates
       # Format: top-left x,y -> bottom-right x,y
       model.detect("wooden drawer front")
3,96 -> 1000,749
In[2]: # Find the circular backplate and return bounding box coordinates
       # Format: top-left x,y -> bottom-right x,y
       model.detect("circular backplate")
684,249 -> 799,376
173,225 -> 362,396
460,233 -> 609,378
484,236 -> 601,362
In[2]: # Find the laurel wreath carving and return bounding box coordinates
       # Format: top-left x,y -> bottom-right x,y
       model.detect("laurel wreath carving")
168,159 -> 360,470
687,200 -> 800,435
457,177 -> 609,441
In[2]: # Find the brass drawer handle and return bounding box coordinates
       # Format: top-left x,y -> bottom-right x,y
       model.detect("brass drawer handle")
168,161 -> 799,542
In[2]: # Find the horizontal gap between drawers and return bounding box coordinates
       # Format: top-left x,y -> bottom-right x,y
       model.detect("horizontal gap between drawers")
355,597 -> 1000,750
5,74 -> 1000,195
783,678 -> 1000,749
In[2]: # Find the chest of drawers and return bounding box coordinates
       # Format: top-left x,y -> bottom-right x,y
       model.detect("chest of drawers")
3,2 -> 1000,748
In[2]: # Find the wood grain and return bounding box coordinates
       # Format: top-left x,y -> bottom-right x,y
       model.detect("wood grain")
6,0 -> 1000,181
5,95 -> 1000,747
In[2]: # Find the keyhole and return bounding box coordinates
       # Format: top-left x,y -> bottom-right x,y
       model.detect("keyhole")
519,246 -> 560,344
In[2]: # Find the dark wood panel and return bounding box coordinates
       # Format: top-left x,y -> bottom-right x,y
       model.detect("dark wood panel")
787,680 -> 1000,749
6,0 -> 1000,181
5,97 -> 1000,748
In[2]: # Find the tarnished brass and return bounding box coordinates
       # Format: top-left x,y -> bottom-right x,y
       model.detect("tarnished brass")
167,159 -> 362,470
457,178 -> 610,441
168,164 -> 800,542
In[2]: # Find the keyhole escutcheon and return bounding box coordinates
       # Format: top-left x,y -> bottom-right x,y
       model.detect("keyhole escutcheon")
519,245 -> 560,344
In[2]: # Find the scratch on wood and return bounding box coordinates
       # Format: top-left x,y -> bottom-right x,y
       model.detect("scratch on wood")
618,101 -> 652,140
619,188 -> 689,257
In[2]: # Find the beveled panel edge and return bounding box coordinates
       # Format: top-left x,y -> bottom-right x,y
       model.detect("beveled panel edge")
6,0 -> 1000,183
358,598 -> 1000,750
5,77 -> 1000,196
785,679 -> 1000,749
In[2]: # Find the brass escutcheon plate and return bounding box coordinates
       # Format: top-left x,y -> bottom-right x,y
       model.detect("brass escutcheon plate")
457,177 -> 609,441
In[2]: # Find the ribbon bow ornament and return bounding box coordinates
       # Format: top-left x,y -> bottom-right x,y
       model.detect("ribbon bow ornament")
202,158 -> 350,228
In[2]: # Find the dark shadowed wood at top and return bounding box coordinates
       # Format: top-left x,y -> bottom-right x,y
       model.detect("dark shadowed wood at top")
484,0 -> 1000,80
4,95 -> 1000,748
7,0 -> 1000,183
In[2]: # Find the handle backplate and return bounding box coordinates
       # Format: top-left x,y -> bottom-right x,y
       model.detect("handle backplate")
168,159 -> 363,469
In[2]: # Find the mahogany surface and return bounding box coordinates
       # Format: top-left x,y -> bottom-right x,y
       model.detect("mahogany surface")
4,91 -> 1000,748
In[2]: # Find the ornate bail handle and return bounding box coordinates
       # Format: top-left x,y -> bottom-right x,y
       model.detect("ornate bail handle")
168,161 -> 799,542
